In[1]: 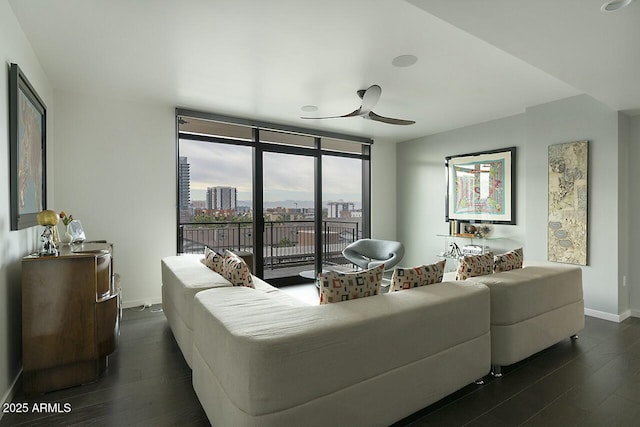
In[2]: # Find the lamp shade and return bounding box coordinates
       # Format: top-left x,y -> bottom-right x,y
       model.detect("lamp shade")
37,210 -> 59,226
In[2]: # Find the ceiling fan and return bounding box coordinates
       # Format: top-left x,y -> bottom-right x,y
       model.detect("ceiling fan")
301,84 -> 416,125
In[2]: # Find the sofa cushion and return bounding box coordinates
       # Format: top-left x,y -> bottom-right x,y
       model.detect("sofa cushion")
161,254 -> 233,331
494,248 -> 523,273
318,264 -> 384,304
202,246 -> 225,273
389,260 -> 446,292
223,254 -> 254,288
193,280 -> 490,418
456,252 -> 494,280
466,262 -> 583,325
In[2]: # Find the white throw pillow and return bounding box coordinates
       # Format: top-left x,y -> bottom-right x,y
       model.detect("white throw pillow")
222,254 -> 254,288
456,252 -> 494,280
202,246 -> 224,274
389,260 -> 446,292
494,248 -> 524,273
318,264 -> 384,304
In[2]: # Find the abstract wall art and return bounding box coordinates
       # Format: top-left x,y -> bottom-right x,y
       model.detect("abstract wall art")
548,140 -> 589,265
9,63 -> 47,230
446,147 -> 516,224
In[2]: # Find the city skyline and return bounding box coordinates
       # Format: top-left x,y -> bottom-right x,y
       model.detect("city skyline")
179,139 -> 362,204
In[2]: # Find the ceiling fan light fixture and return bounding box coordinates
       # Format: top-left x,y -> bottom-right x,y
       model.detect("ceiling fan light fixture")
601,0 -> 635,12
301,105 -> 318,112
392,54 -> 418,68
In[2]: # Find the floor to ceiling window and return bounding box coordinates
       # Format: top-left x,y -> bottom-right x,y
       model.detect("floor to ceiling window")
176,110 -> 371,285
322,154 -> 363,273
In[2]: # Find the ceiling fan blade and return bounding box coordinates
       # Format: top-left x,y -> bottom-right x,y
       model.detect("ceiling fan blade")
301,109 -> 361,120
368,111 -> 416,125
359,85 -> 381,114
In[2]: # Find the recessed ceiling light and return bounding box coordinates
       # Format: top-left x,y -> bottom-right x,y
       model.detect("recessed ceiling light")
392,54 -> 418,68
301,105 -> 318,112
601,0 -> 636,12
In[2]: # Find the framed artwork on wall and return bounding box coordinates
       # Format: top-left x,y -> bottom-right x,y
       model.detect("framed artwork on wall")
445,147 -> 516,225
9,63 -> 47,230
548,140 -> 589,265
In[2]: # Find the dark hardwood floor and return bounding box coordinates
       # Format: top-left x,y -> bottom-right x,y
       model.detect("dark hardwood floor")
2,296 -> 640,426
1,305 -> 209,427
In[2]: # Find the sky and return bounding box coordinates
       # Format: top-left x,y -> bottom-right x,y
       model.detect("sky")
179,139 -> 362,205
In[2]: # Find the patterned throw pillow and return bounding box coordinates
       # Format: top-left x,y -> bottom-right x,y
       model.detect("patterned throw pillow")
222,254 -> 254,288
389,260 -> 446,292
456,252 -> 494,280
203,246 -> 224,274
318,264 -> 384,305
494,248 -> 524,273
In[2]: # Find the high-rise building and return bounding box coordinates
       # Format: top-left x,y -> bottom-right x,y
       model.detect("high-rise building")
206,188 -> 214,210
207,186 -> 237,211
178,157 -> 191,222
178,157 -> 191,209
327,201 -> 354,218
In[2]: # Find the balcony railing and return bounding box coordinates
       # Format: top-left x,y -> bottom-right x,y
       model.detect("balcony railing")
178,220 -> 360,273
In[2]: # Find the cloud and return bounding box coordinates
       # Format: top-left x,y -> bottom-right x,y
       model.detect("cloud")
180,139 -> 362,203
180,140 -> 252,193
322,156 -> 362,200
263,152 -> 314,192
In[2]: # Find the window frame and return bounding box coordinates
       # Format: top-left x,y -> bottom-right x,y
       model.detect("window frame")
176,108 -> 372,282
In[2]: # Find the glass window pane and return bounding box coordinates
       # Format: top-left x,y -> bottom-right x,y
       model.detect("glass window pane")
263,152 -> 315,280
322,155 -> 363,268
178,139 -> 253,254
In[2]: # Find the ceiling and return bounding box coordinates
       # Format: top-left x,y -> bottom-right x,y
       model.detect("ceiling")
8,0 -> 639,143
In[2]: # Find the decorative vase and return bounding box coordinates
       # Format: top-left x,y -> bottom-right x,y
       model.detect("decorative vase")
59,224 -> 73,244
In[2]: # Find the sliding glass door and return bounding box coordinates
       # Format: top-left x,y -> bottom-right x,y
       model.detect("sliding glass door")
322,155 -> 363,272
176,111 -> 371,285
262,151 -> 316,281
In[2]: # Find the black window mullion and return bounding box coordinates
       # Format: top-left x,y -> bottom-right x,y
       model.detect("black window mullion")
260,142 -> 316,157
314,137 -> 323,277
178,132 -> 254,147
253,128 -> 264,277
319,150 -> 369,161
362,144 -> 371,239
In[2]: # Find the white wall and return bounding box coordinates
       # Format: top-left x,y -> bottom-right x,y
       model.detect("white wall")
53,90 -> 396,307
525,96 -> 621,318
630,115 -> 640,317
370,139 -> 397,240
397,95 -> 626,320
53,90 -> 175,307
397,114 -> 526,269
0,0 -> 54,409
618,113 -> 630,316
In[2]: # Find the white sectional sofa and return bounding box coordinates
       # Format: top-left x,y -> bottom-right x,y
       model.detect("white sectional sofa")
161,254 -> 491,426
445,260 -> 584,376
161,254 -> 584,425
192,281 -> 490,427
161,254 -> 304,368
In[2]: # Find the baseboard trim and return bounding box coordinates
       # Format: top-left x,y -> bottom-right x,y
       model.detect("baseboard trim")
122,297 -> 162,309
630,309 -> 640,318
585,308 -> 629,323
0,369 -> 22,421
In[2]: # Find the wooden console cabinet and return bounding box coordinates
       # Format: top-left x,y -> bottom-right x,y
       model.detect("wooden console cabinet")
21,242 -> 121,395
